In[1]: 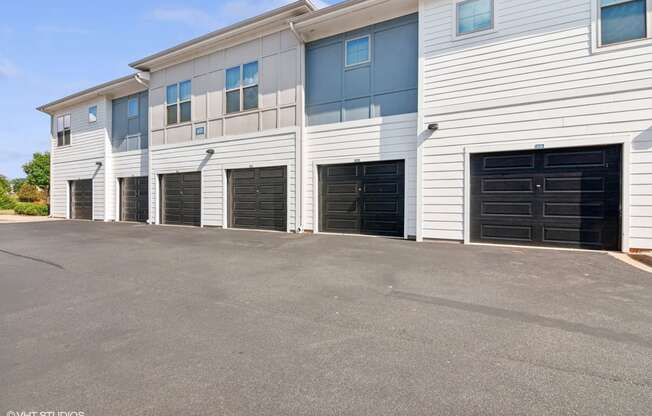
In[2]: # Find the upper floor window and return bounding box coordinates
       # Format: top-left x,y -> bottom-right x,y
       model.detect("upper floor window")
226,61 -> 258,114
127,97 -> 139,118
345,36 -> 370,67
56,114 -> 71,146
166,80 -> 191,125
456,0 -> 494,36
599,0 -> 649,45
88,106 -> 97,123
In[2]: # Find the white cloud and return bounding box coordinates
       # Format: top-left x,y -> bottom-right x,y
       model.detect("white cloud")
0,58 -> 18,79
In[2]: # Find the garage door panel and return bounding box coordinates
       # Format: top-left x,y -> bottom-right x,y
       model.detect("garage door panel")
481,224 -> 533,242
259,167 -> 286,178
162,172 -> 201,226
325,218 -> 359,232
229,166 -> 287,232
121,176 -> 148,222
544,150 -> 606,168
542,227 -> 603,246
543,177 -> 605,193
320,160 -> 404,237
71,179 -> 93,220
482,154 -> 535,170
258,183 -> 285,195
481,178 -> 534,193
364,182 -> 399,194
361,219 -> 403,236
471,145 -> 621,250
363,162 -> 400,176
326,165 -> 358,177
481,201 -> 533,217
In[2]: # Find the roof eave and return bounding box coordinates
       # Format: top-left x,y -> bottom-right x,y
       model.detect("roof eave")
129,0 -> 315,71
36,74 -> 141,114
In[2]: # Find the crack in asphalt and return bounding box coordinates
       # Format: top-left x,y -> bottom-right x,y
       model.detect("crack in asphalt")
498,354 -> 652,389
0,248 -> 65,270
389,290 -> 652,350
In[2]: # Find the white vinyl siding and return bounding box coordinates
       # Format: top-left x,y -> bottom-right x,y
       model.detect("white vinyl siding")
303,113 -> 418,236
150,129 -> 297,229
112,150 -> 149,179
420,0 -> 652,249
50,99 -> 107,219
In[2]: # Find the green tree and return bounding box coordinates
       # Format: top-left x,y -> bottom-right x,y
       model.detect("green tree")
22,152 -> 50,192
0,175 -> 9,193
10,177 -> 26,193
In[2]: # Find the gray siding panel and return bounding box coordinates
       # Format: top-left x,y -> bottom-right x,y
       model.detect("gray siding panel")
305,13 -> 418,126
112,91 -> 148,152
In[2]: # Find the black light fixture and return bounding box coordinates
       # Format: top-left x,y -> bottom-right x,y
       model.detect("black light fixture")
206,148 -> 215,155
427,123 -> 439,131
95,161 -> 103,167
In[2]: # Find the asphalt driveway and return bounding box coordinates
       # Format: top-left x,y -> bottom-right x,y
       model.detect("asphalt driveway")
1,221 -> 651,415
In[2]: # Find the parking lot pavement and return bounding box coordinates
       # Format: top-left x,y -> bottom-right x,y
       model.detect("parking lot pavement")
1,221 -> 651,415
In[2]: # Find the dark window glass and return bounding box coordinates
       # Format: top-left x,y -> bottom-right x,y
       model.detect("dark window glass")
167,104 -> 177,125
179,101 -> 191,123
243,86 -> 258,111
226,90 -> 240,114
64,130 -> 71,146
57,131 -> 64,147
601,0 -> 647,45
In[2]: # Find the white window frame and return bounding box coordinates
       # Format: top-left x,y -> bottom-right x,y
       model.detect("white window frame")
88,105 -> 97,123
452,0 -> 496,40
166,80 -> 192,125
344,35 -> 371,68
56,114 -> 71,147
225,61 -> 259,114
592,0 -> 652,52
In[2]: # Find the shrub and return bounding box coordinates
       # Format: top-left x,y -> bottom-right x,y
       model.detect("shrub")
0,188 -> 15,210
17,183 -> 46,203
14,202 -> 49,216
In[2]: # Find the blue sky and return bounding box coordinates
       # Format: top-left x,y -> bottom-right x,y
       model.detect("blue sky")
0,0 -> 337,179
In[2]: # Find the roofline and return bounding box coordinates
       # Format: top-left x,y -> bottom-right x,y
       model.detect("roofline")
36,74 -> 141,114
129,0 -> 316,70
291,0 -> 374,26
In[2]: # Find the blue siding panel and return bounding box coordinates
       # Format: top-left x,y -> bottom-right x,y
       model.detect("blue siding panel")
306,13 -> 418,126
112,91 -> 148,152
306,41 -> 343,106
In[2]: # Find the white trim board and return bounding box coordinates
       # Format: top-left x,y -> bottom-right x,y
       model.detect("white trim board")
462,135 -> 632,252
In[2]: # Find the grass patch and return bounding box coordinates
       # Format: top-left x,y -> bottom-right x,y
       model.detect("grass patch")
0,209 -> 15,215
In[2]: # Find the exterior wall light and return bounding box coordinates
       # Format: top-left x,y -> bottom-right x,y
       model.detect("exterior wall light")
427,123 -> 439,131
206,149 -> 215,155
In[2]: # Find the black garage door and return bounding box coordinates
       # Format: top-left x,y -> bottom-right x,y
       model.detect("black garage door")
120,176 -> 148,223
161,172 -> 201,226
471,145 -> 621,250
320,160 -> 404,237
228,166 -> 287,232
70,179 -> 92,220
